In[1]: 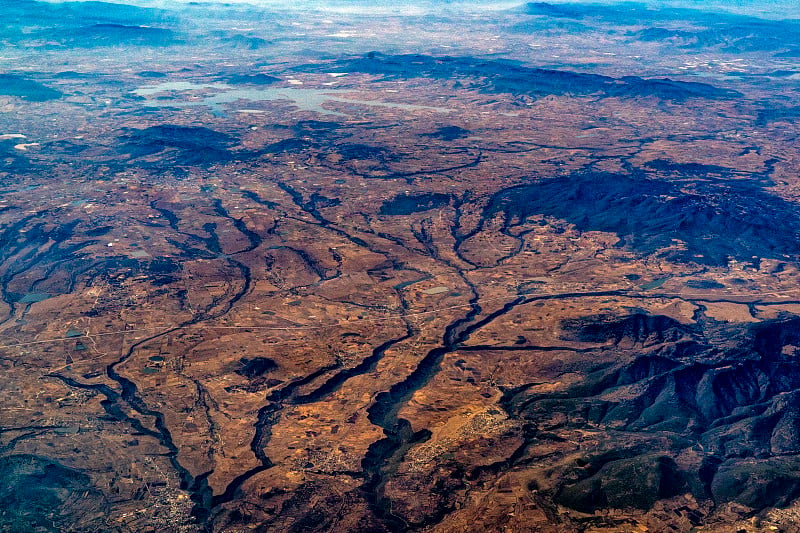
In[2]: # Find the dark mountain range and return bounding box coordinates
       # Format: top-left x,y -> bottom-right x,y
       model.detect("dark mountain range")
118,125 -> 238,167
303,53 -> 741,102
0,0 -> 176,47
56,23 -> 176,47
0,74 -> 61,101
504,314 -> 800,515
480,171 -> 800,266
517,2 -> 800,55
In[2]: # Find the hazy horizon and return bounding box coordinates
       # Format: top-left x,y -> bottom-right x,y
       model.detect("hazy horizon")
31,0 -> 800,18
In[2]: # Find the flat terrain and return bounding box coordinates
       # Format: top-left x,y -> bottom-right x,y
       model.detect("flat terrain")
3,1 -> 800,532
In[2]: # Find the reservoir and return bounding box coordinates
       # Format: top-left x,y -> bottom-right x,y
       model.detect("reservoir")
133,81 -> 452,117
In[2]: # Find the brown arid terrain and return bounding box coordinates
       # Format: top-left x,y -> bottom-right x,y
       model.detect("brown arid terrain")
4,1 -> 800,532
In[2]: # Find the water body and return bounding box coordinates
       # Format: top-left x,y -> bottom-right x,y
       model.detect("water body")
133,81 -> 452,117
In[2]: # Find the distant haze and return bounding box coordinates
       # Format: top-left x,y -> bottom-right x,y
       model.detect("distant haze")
35,0 -> 800,18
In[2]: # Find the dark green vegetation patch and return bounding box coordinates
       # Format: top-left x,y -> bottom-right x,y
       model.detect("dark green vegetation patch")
379,193 -> 451,216
236,357 -> 278,379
